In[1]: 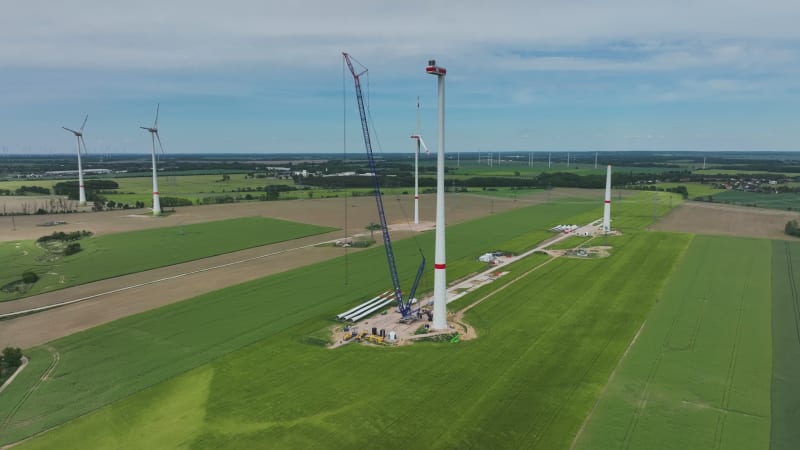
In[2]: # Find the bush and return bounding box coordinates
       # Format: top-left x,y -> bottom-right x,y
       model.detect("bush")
22,270 -> 39,284
64,243 -> 82,255
785,220 -> 800,238
1,347 -> 23,368
37,230 -> 92,243
160,197 -> 193,207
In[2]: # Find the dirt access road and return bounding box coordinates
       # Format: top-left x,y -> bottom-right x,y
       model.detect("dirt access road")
0,190 -> 598,349
652,201 -> 800,240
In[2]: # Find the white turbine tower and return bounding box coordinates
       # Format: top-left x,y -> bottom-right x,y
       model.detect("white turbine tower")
409,134 -> 429,224
603,165 -> 612,232
62,115 -> 89,205
427,59 -> 448,330
409,97 -> 430,225
140,104 -> 165,216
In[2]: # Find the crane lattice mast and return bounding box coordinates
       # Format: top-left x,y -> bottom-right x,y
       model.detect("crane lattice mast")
343,52 -> 424,319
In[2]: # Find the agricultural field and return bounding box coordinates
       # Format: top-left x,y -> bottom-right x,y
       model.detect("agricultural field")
573,236 -> 772,450
468,187 -> 544,198
0,194 -> 655,446
770,241 -> 800,450
694,168 -> 798,177
3,199 -> 689,448
709,189 -> 800,211
655,182 -> 724,199
0,217 -> 335,301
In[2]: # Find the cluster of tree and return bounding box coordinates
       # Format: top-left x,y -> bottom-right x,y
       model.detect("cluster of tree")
716,164 -> 800,173
264,184 -> 298,200
303,174 -> 436,189
200,195 -> 239,204
160,197 -> 193,207
0,347 -> 23,384
786,220 -> 800,238
0,185 -> 52,196
53,180 -> 119,200
36,230 -> 92,243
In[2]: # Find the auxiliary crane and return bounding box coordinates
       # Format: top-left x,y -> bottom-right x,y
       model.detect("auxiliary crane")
343,52 -> 425,320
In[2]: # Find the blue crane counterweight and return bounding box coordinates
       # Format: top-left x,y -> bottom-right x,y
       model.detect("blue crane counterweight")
343,52 -> 424,319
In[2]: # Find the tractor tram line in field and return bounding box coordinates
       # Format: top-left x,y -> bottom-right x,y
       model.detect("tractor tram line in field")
783,242 -> 800,343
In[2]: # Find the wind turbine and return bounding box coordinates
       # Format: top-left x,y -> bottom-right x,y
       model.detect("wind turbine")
140,104 -> 165,216
409,97 -> 429,225
62,115 -> 89,205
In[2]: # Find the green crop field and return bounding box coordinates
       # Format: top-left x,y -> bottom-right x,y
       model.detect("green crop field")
0,196 -> 647,446
467,187 -> 545,198
707,190 -> 800,211
573,235 -> 772,450
7,219 -> 691,449
0,217 -> 335,301
655,182 -> 724,199
0,191 -> 696,448
770,241 -> 800,450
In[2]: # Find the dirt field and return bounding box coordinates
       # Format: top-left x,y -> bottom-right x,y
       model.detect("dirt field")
0,191 -> 557,242
652,201 -> 800,240
0,190 -> 602,349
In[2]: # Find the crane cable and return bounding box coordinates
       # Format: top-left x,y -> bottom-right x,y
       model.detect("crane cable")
360,69 -> 426,258
342,56 -> 349,286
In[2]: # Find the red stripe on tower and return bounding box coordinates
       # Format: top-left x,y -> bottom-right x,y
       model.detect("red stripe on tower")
434,263 -> 446,269
604,200 -> 611,204
153,191 -> 159,195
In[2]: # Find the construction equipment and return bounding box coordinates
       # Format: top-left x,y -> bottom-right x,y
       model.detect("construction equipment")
343,52 -> 425,320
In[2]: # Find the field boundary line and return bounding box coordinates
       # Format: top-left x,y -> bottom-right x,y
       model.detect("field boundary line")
568,317 -> 648,450
0,239 -> 341,320
569,233 -> 695,450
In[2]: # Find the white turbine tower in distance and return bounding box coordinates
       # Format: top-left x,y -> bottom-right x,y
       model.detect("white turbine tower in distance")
410,97 -> 429,225
62,115 -> 89,205
140,104 -> 165,216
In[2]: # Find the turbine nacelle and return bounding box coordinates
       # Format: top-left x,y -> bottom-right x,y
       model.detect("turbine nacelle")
140,104 -> 165,156
409,134 -> 430,155
62,115 -> 89,154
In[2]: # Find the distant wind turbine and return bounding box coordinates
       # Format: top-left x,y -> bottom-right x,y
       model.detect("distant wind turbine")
140,104 -> 165,216
409,97 -> 429,225
62,115 -> 89,205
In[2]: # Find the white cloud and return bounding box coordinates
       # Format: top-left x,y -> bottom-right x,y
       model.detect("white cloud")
1,0 -> 799,72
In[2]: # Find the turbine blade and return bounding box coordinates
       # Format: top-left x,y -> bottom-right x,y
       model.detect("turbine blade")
80,115 -> 88,132
154,103 -> 160,129
79,136 -> 89,155
62,126 -> 76,134
155,132 -> 165,155
418,136 -> 429,155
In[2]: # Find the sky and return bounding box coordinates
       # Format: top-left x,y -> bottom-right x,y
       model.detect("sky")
0,0 -> 799,154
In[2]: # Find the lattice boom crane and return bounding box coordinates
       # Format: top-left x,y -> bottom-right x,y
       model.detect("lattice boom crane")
343,52 -> 425,319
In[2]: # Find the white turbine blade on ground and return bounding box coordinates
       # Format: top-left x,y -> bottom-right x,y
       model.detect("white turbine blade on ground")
80,115 -> 88,133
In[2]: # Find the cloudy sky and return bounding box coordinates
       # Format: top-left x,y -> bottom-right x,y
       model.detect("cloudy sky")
0,0 -> 798,154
